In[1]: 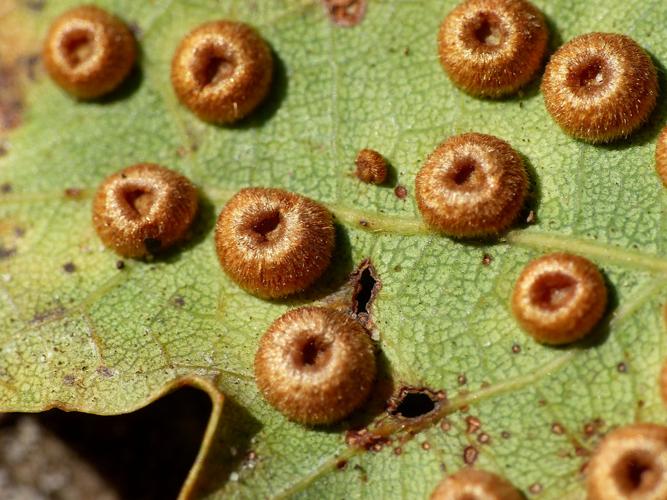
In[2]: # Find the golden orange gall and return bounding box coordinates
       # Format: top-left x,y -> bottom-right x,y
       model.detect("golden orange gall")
43,5 -> 136,99
92,164 -> 198,258
542,33 -> 658,143
171,21 -> 273,123
430,469 -> 522,500
587,424 -> 667,500
415,132 -> 528,237
214,188 -> 335,298
511,253 -> 607,345
438,0 -> 548,97
355,148 -> 388,184
655,126 -> 667,187
254,306 -> 376,425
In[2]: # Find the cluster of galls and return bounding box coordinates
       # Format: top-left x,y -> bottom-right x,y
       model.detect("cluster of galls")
44,1 -> 667,495
438,0 -> 659,144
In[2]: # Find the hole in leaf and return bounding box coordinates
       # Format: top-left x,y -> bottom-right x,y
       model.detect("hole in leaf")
390,390 -> 436,419
352,262 -> 378,315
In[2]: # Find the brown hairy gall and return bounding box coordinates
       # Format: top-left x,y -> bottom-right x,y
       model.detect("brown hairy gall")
355,148 -> 388,184
438,0 -> 548,97
587,423 -> 667,500
43,5 -> 136,99
415,132 -> 528,237
171,21 -> 273,123
542,33 -> 658,143
215,188 -> 335,298
254,306 -> 376,425
511,253 -> 607,345
430,469 -> 522,500
93,164 -> 198,258
655,126 -> 667,187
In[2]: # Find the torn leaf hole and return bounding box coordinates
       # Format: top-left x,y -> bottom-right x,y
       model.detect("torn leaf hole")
389,388 -> 440,419
351,259 -> 380,316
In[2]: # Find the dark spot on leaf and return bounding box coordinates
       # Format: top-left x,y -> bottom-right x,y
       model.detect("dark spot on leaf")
172,296 -> 185,308
0,65 -> 23,132
353,464 -> 368,482
62,374 -> 76,386
322,0 -> 367,27
551,422 -> 565,435
477,432 -> 490,444
0,183 -> 12,193
393,447 -> 402,455
441,419 -> 452,432
421,441 -> 431,451
394,185 -> 408,199
116,260 -> 125,270
97,366 -> 114,377
388,388 -> 439,419
501,431 -> 511,439
458,373 -> 467,385
0,245 -> 16,259
64,187 -> 84,199
359,219 -> 369,228
512,343 -> 521,354
62,262 -> 76,273
463,445 -> 478,464
14,227 -> 24,237
482,253 -> 493,265
527,210 -> 536,224
465,416 -> 481,434
617,362 -> 627,373
529,483 -> 543,494
31,305 -> 65,324
23,0 -> 46,10
403,47 -> 410,56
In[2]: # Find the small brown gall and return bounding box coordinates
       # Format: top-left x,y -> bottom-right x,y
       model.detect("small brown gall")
214,188 -> 335,298
655,126 -> 667,187
415,133 -> 528,237
254,306 -> 376,425
542,33 -> 658,143
511,253 -> 607,345
43,5 -> 136,99
355,148 -> 388,184
171,21 -> 273,123
587,423 -> 667,500
92,164 -> 198,258
437,0 -> 548,97
430,469 -> 522,500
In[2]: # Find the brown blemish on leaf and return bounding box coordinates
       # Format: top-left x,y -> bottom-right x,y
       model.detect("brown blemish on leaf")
322,0 -> 367,27
62,262 -> 76,273
463,445 -> 478,465
617,362 -> 627,373
482,253 -> 493,266
394,185 -> 408,199
0,245 -> 16,259
512,343 -> 521,353
96,366 -> 114,377
0,1 -> 41,136
31,304 -> 66,324
466,415 -> 481,434
172,295 -> 186,307
115,260 -> 125,270
0,183 -> 11,193
477,432 -> 491,444
64,187 -> 85,199
552,422 -> 565,435
529,483 -> 543,494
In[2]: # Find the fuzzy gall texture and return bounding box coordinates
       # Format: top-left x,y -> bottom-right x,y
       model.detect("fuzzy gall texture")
587,424 -> 667,500
438,0 -> 548,97
656,126 -> 667,187
511,253 -> 607,345
415,133 -> 527,237
43,5 -> 136,99
542,33 -> 658,143
171,21 -> 273,123
355,148 -> 388,184
214,188 -> 335,298
254,307 -> 376,425
430,469 -> 522,500
92,164 -> 198,258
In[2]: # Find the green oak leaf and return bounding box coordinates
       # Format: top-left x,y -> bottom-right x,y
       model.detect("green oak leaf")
1,0 -> 667,498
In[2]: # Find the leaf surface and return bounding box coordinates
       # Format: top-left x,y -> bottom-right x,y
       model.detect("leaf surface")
1,0 -> 667,498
